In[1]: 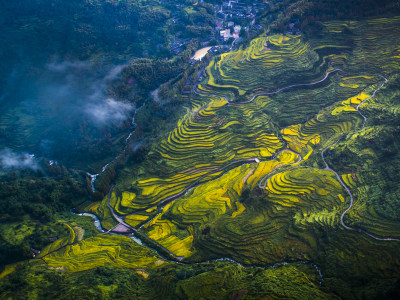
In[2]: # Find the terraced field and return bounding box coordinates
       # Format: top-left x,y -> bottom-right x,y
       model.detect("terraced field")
108,17 -> 400,257
108,93 -> 285,212
8,15 -> 400,299
141,150 -> 300,258
41,235 -> 168,273
200,35 -> 318,100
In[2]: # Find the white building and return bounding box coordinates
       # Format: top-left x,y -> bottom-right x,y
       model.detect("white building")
234,25 -> 241,33
220,29 -> 231,41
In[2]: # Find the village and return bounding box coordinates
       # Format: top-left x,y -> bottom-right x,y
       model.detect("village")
216,0 -> 265,41
169,0 -> 269,59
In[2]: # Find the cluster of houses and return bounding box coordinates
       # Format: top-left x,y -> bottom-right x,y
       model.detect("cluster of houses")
219,23 -> 242,41
217,0 -> 266,22
216,0 -> 266,42
168,0 -> 269,56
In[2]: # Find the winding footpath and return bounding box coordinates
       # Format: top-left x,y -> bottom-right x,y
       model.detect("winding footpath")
254,74 -> 399,241
321,75 -> 399,241
193,69 -> 342,106
229,69 -> 342,105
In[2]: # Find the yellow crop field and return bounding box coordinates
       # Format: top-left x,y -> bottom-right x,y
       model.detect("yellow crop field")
332,92 -> 371,115
339,82 -> 360,89
167,165 -> 252,225
338,194 -> 345,203
232,202 -> 246,218
125,214 -> 150,227
264,169 -> 343,209
281,122 -> 321,153
341,173 -> 358,188
269,34 -> 292,46
143,202 -> 195,257
121,192 -> 136,207
43,235 -> 166,273
220,121 -> 241,129
163,235 -> 194,257
205,60 -> 246,95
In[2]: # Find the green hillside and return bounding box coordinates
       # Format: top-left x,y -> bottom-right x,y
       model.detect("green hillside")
2,1 -> 400,299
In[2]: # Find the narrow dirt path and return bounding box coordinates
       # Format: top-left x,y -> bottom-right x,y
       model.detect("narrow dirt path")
320,75 -> 399,240
229,69 -> 342,106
